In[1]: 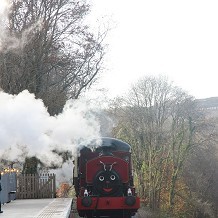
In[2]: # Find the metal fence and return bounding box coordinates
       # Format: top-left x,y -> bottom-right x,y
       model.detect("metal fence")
0,172 -> 17,204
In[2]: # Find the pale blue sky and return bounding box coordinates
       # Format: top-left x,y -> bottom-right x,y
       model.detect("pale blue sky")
89,0 -> 218,99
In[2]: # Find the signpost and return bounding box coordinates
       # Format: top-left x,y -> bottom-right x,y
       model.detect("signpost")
0,172 -> 3,213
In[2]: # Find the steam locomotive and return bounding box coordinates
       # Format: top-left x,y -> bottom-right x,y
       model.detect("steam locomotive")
73,137 -> 140,218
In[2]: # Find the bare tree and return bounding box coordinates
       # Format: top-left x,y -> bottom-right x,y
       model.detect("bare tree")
110,75 -> 207,215
182,112 -> 218,217
0,0 -> 106,114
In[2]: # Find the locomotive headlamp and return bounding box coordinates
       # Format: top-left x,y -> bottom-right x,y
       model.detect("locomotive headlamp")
84,189 -> 88,197
127,188 -> 132,196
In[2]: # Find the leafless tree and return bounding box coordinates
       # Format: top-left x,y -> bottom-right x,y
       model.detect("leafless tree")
0,0 -> 106,114
109,75 -> 209,215
182,112 -> 218,217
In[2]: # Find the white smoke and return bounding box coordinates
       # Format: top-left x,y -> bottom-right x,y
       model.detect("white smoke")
50,160 -> 74,186
0,0 -> 43,52
0,90 -> 101,166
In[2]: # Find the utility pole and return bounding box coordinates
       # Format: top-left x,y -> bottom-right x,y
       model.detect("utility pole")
0,172 -> 3,213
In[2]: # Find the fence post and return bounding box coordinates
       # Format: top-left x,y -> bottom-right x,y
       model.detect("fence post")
0,172 -> 3,213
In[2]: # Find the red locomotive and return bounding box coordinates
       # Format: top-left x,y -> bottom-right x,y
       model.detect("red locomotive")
73,137 -> 140,218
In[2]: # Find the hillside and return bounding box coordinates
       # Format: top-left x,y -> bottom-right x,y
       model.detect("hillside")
196,97 -> 218,109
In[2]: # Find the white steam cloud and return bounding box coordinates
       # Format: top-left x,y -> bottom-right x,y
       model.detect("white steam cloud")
0,90 -> 101,166
0,0 -> 43,52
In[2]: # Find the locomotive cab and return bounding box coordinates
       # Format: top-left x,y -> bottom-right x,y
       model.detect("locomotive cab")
73,137 -> 140,218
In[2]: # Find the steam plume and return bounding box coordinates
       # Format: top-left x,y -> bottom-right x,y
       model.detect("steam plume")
0,90 -> 101,166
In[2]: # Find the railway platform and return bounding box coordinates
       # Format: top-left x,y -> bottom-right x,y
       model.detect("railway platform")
0,198 -> 72,218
